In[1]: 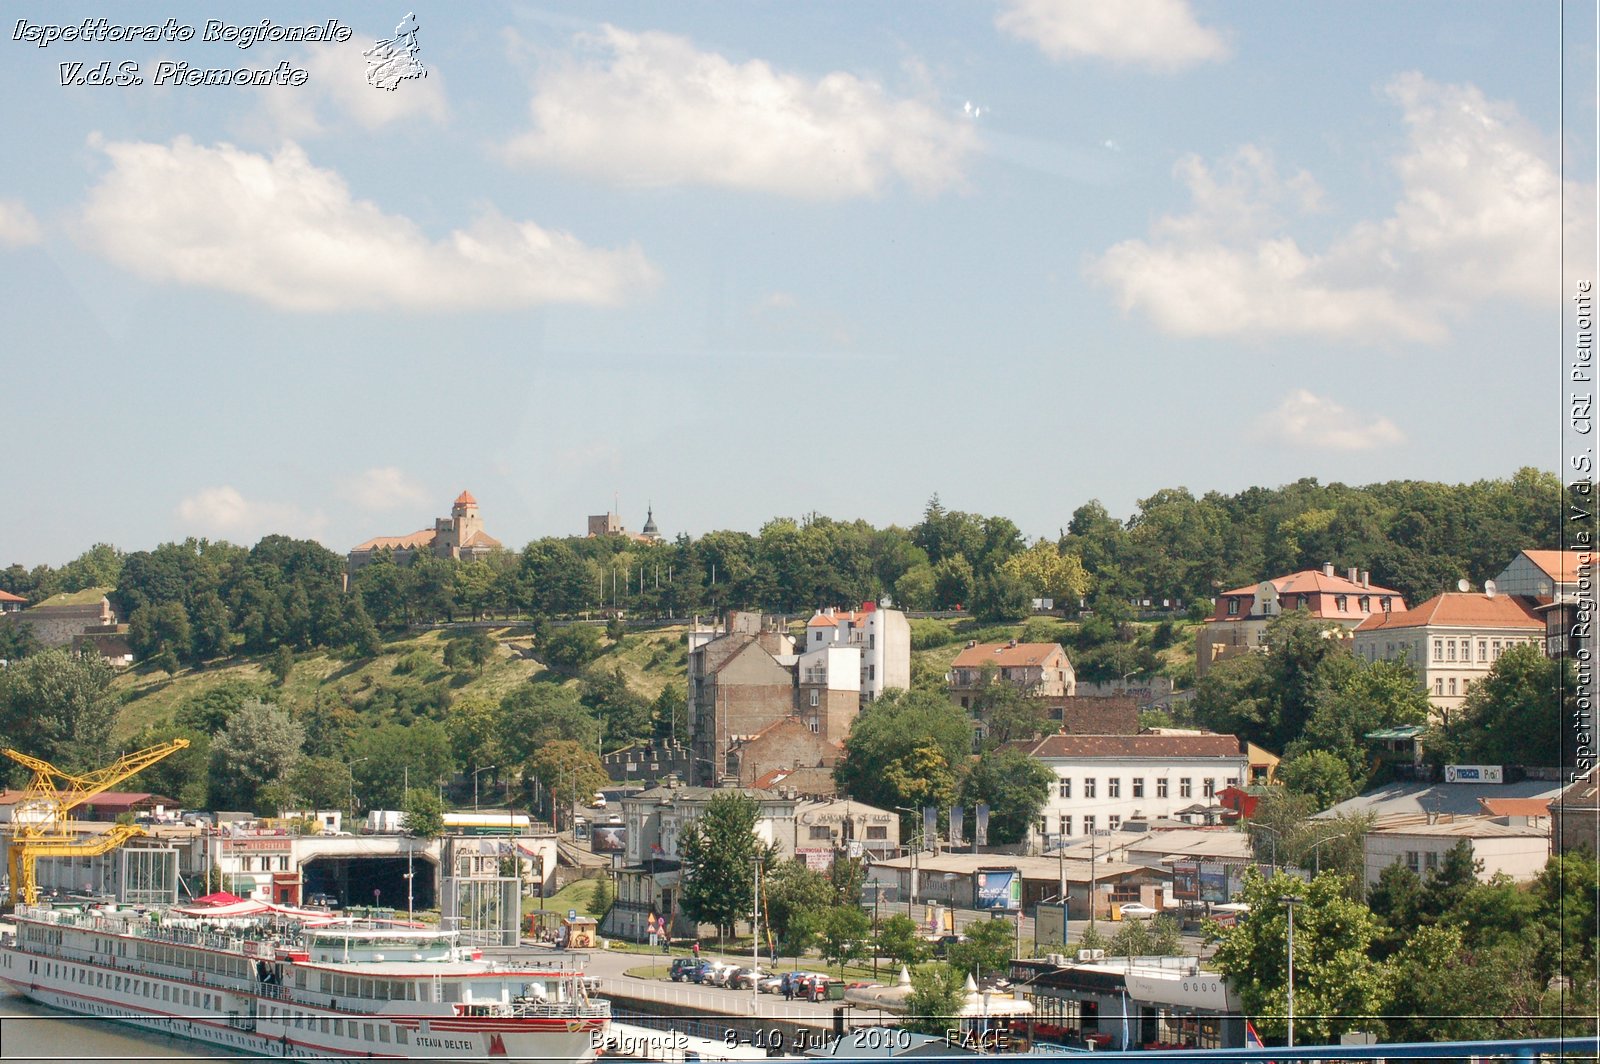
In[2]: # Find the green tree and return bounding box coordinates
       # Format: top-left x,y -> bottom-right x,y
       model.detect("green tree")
288,756 -> 354,812
971,571 -> 1032,623
207,699 -> 305,813
269,644 -> 295,685
401,787 -> 446,838
763,860 -> 834,953
1277,749 -> 1359,809
972,668 -> 1053,748
497,683 -> 601,765
0,648 -> 119,777
1207,868 -> 1391,1044
903,964 -> 967,1036
818,905 -> 871,976
875,913 -> 930,968
590,876 -> 613,916
679,793 -> 763,941
834,689 -> 971,811
543,625 -> 603,672
959,749 -> 1052,845
931,554 -> 975,610
125,724 -> 211,809
1435,645 -> 1572,765
1001,539 -> 1090,605
1292,658 -> 1430,782
352,719 -> 456,809
947,916 -> 1016,979
525,740 -> 607,829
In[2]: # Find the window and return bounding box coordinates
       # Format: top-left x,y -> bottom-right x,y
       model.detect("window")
1492,639 -> 1502,658
1059,816 -> 1072,836
1132,778 -> 1145,799
808,826 -> 832,841
1434,639 -> 1443,662
1424,851 -> 1439,872
1108,815 -> 1121,830
1226,777 -> 1239,787
1463,680 -> 1471,693
1156,778 -> 1169,798
1405,851 -> 1420,872
1203,778 -> 1216,798
1335,595 -> 1348,611
1358,596 -> 1370,612
1447,639 -> 1457,662
1179,778 -> 1192,798
809,690 -> 819,707
866,825 -> 887,840
1448,677 -> 1457,696
1036,817 -> 1048,837
1108,778 -> 1121,798
1084,778 -> 1097,798
1083,815 -> 1096,833
1227,599 -> 1239,616
1478,640 -> 1488,662
1058,777 -> 1071,799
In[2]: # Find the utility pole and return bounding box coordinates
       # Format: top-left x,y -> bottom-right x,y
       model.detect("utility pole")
1281,894 -> 1303,1048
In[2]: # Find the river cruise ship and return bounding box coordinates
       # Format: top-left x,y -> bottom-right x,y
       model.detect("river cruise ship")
0,896 -> 609,1060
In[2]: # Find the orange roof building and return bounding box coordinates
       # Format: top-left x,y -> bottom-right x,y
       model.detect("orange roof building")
948,639 -> 1075,705
1197,563 -> 1406,676
1493,549 -> 1592,598
1352,591 -> 1544,716
347,491 -> 502,576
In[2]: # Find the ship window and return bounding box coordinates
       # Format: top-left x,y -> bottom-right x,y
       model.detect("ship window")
365,1024 -> 375,1040
398,1029 -> 409,1045
381,1026 -> 391,1043
321,1018 -> 330,1034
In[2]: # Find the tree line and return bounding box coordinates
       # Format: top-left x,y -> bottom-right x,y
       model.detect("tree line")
2,468 -> 1565,665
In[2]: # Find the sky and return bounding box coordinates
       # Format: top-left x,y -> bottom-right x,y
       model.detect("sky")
2,1 -> 1596,566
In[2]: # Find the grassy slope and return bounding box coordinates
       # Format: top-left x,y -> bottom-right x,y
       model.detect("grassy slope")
111,626 -> 693,742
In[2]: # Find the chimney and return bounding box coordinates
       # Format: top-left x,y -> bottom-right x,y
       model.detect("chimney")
1347,567 -> 1358,584
1323,562 -> 1334,577
1361,571 -> 1370,588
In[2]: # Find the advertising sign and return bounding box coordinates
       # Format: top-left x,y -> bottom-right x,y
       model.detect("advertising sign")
797,848 -> 832,872
590,823 -> 626,854
1172,862 -> 1199,901
922,807 -> 938,850
1444,764 -> 1505,784
974,867 -> 1021,911
1199,863 -> 1229,904
975,804 -> 990,848
949,805 -> 965,847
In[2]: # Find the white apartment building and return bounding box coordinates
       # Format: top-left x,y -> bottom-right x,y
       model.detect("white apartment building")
1352,592 -> 1544,716
1011,734 -> 1248,848
1362,816 -> 1550,888
803,602 -> 911,702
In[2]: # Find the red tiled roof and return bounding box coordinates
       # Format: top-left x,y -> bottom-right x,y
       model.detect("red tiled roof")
1019,733 -> 1244,759
454,490 -> 477,506
351,529 -> 436,552
807,609 -> 864,628
952,642 -> 1068,668
0,590 -> 25,603
1478,797 -> 1552,817
461,530 -> 502,549
1519,550 -> 1589,585
1355,592 -> 1543,632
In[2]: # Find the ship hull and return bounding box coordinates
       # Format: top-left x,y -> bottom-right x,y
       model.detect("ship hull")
0,946 -> 604,1061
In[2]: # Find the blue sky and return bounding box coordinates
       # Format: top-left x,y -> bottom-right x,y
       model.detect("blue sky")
2,1 -> 1594,565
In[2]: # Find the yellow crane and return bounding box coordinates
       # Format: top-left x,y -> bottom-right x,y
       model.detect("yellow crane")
3,739 -> 190,906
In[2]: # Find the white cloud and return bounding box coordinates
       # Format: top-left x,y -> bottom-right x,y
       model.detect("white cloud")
996,0 -> 1229,71
346,467 -> 428,511
1258,390 -> 1406,451
79,136 -> 658,312
256,39 -> 449,138
176,486 -> 325,541
0,199 -> 42,246
1091,75 -> 1586,343
504,26 -> 975,199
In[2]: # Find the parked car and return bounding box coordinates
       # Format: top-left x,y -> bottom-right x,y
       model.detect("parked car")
1117,903 -> 1157,920
729,967 -> 768,990
929,933 -> 966,957
756,975 -> 785,994
708,962 -> 743,987
670,958 -> 707,982
591,792 -> 607,809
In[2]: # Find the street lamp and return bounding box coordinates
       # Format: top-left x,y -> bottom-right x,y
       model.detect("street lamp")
893,807 -> 925,909
1247,823 -> 1281,877
473,765 -> 497,813
1279,894 -> 1304,1048
1305,832 -> 1344,877
346,758 -> 369,822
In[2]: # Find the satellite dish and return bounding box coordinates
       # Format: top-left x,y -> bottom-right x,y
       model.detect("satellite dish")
1456,579 -> 1470,593
1537,581 -> 1552,597
1484,579 -> 1497,599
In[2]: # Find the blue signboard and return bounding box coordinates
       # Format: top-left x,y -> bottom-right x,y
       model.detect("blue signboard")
974,867 -> 1021,910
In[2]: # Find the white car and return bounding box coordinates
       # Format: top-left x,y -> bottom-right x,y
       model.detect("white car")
1117,903 -> 1158,920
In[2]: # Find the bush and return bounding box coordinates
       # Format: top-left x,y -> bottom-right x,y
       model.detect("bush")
909,619 -> 959,650
392,649 -> 433,676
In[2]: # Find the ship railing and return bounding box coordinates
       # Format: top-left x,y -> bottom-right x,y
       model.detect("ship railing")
508,999 -> 612,1020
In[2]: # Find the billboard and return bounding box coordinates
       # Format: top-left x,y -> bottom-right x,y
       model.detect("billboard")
590,823 -> 627,854
974,867 -> 1021,911
1444,764 -> 1504,784
1199,863 -> 1229,903
1172,862 -> 1199,900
